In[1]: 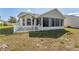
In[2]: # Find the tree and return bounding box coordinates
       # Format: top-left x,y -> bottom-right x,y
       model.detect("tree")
8,16 -> 16,23
0,16 -> 1,20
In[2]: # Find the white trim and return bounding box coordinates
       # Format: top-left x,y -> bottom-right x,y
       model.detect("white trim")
31,17 -> 32,26
25,17 -> 27,26
41,17 -> 43,27
40,26 -> 64,30
13,26 -> 64,32
20,18 -> 22,26
49,18 -> 51,27
34,19 -> 36,26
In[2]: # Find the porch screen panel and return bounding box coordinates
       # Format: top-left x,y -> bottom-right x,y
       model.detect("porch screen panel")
60,19 -> 64,26
51,18 -> 54,27
32,18 -> 34,25
55,18 -> 59,26
22,19 -> 25,26
27,18 -> 31,25
36,18 -> 41,25
43,17 -> 49,27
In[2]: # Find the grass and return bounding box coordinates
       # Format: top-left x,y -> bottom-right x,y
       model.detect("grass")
0,26 -> 13,35
0,28 -> 79,51
0,26 -> 13,28
29,29 -> 69,38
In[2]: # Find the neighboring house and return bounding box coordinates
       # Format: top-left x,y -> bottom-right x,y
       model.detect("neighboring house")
0,20 -> 4,26
64,15 -> 79,28
14,9 -> 64,32
0,20 -> 15,26
6,22 -> 16,26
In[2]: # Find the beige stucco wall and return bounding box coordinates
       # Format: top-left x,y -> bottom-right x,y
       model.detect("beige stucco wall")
64,15 -> 79,28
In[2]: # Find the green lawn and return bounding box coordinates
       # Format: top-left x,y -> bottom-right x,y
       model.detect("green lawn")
0,26 -> 13,28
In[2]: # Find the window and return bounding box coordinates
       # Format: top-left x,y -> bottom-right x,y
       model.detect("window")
27,18 -> 31,25
43,17 -> 49,27
22,19 -> 25,26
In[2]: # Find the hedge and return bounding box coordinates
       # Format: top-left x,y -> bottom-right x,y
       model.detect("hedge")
0,26 -> 13,34
29,29 -> 69,38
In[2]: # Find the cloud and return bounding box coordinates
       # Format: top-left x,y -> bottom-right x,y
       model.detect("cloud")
26,9 -> 32,12
67,12 -> 79,16
75,14 -> 79,16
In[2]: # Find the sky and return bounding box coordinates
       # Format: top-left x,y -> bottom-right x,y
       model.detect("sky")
0,8 -> 79,21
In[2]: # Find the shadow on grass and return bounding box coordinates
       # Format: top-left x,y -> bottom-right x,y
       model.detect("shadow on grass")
29,29 -> 70,38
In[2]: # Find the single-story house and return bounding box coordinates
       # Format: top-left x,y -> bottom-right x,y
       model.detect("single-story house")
64,15 -> 79,28
14,9 -> 64,32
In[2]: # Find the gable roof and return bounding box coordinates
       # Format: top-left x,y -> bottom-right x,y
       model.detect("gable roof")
17,12 -> 40,18
18,8 -> 64,19
40,8 -> 64,18
41,9 -> 63,16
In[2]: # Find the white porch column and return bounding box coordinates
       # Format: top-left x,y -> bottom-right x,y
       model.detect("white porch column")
34,19 -> 36,26
25,17 -> 27,26
49,18 -> 52,27
41,17 -> 43,27
20,18 -> 22,26
59,19 -> 61,26
31,17 -> 33,26
16,20 -> 19,26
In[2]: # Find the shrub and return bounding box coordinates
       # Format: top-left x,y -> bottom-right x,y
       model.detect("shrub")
67,26 -> 71,28
29,29 -> 69,38
0,26 -> 13,34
